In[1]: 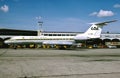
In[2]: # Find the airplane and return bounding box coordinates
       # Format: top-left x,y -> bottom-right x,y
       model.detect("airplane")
4,20 -> 117,49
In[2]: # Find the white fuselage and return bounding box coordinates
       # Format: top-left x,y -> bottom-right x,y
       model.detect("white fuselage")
5,35 -> 75,45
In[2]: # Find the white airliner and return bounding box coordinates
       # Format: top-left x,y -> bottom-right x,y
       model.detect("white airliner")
5,20 -> 117,49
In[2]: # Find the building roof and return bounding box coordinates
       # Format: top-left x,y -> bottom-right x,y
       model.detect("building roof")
0,28 -> 37,36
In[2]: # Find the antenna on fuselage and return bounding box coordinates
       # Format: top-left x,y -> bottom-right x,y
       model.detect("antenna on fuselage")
36,16 -> 43,36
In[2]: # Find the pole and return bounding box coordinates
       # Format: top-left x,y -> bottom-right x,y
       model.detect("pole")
38,21 -> 43,36
36,16 -> 43,36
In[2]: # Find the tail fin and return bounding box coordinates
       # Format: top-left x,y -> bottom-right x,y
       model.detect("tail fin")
84,20 -> 117,38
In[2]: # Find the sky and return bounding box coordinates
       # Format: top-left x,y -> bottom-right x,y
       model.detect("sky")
0,0 -> 120,33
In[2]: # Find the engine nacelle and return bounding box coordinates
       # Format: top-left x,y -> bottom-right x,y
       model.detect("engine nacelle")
74,34 -> 89,40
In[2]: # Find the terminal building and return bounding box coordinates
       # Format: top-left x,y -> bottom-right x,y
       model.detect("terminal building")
0,28 -> 120,48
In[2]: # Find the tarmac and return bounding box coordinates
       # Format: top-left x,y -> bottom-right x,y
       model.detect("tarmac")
0,48 -> 120,78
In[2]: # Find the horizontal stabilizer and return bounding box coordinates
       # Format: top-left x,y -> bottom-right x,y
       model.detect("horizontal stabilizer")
90,20 -> 117,26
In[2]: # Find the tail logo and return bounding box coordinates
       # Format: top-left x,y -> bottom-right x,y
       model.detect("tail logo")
91,26 -> 98,30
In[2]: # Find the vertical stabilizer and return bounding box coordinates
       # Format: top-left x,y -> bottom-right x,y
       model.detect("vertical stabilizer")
84,24 -> 102,38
